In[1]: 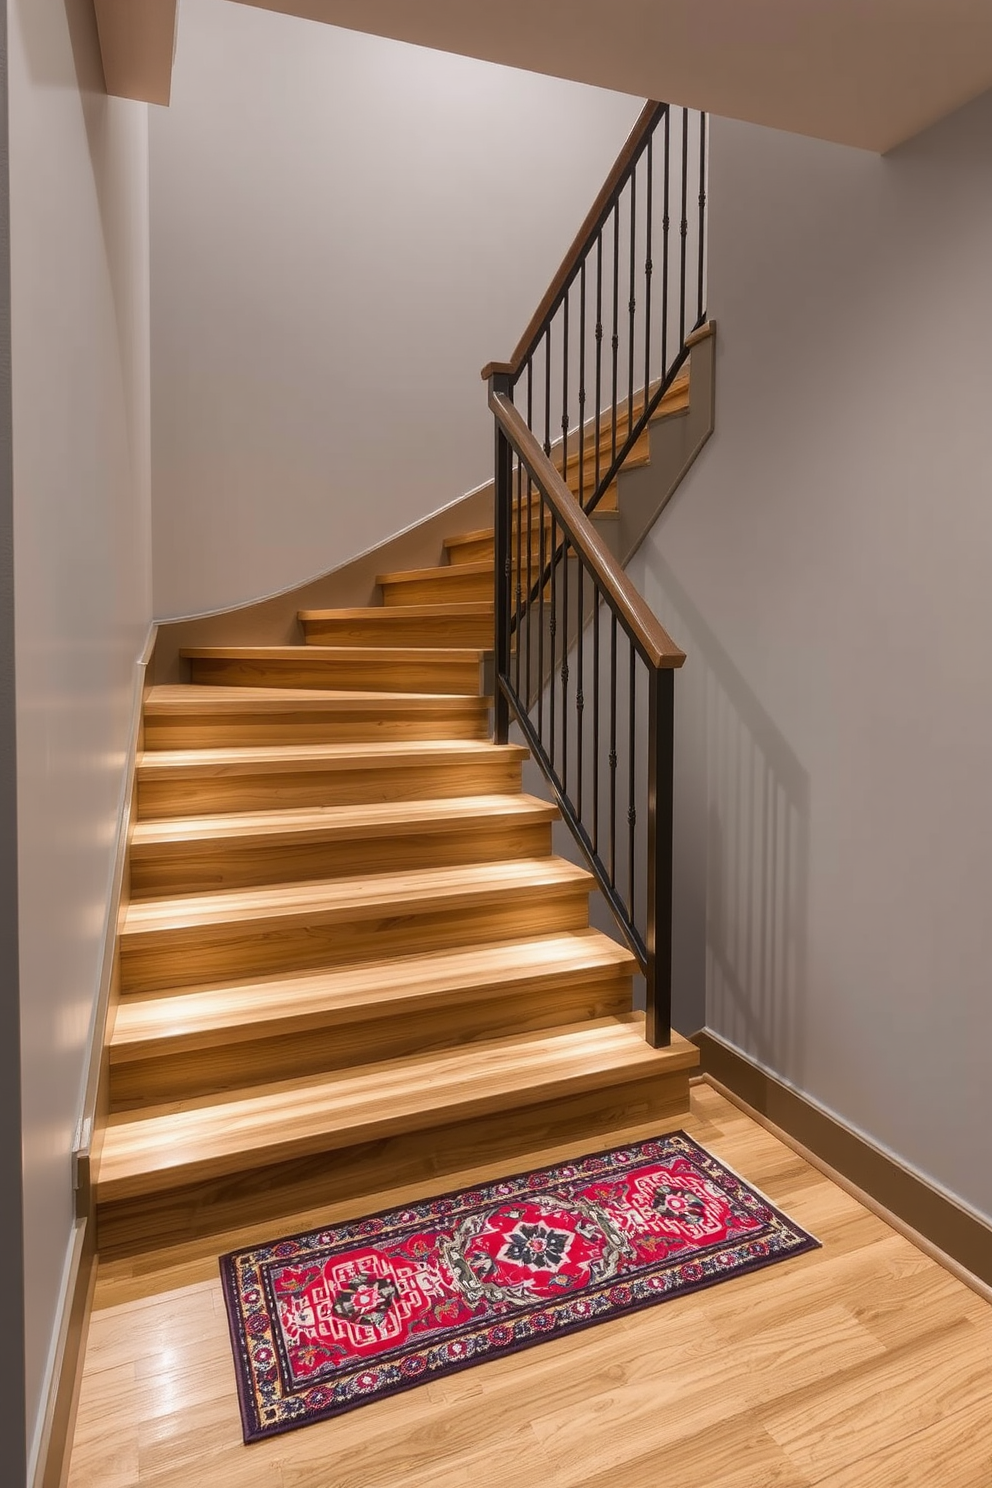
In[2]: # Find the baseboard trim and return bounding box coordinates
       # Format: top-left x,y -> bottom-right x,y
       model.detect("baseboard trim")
34,628 -> 156,1486
692,1029 -> 992,1302
30,1220 -> 96,1488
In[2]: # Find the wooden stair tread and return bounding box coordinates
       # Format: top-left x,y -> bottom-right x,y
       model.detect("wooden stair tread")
298,602 -> 493,622
180,645 -> 488,664
131,793 -> 557,850
96,1018 -> 698,1200
376,560 -> 491,586
110,930 -> 639,1058
137,739 -> 528,780
588,371 -> 690,440
121,856 -> 595,938
443,510 -> 615,552
145,685 -> 488,714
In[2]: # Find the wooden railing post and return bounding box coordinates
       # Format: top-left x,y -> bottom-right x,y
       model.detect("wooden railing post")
490,371 -> 514,746
645,667 -> 674,1047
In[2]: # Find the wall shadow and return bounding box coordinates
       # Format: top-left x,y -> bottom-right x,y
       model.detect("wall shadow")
648,555 -> 810,1077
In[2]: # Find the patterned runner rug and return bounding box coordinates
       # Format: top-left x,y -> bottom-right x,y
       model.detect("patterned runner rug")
220,1130 -> 819,1442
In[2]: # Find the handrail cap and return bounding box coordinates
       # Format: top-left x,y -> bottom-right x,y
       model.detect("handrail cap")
684,319 -> 717,350
481,361 -> 514,382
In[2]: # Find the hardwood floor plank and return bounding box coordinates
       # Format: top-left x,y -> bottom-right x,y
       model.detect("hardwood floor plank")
566,1417 -> 811,1488
65,1086 -> 992,1488
758,1315 -> 992,1482
807,1393 -> 992,1487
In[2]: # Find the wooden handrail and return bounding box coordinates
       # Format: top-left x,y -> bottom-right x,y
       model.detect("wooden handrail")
482,101 -> 666,382
489,390 -> 685,671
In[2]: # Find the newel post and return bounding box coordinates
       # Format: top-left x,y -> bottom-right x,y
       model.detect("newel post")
488,370 -> 514,746
645,666 -> 674,1047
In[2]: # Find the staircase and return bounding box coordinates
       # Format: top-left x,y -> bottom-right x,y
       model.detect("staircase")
93,387 -> 699,1256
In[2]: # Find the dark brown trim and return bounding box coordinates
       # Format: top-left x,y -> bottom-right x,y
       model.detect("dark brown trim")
692,1030 -> 992,1295
35,1221 -> 96,1488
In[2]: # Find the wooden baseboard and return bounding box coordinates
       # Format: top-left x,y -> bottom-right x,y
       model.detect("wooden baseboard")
31,1221 -> 96,1488
691,1029 -> 992,1300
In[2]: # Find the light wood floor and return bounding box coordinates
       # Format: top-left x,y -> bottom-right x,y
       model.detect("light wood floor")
66,1082 -> 992,1488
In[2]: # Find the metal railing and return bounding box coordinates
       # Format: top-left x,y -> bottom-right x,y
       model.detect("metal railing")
483,102 -> 706,1046
484,102 -> 707,516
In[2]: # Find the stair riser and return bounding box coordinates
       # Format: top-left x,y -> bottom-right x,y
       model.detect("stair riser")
446,534 -> 547,566
120,888 -> 592,994
95,1069 -> 690,1255
137,758 -> 523,820
186,656 -> 486,696
143,707 -> 490,750
302,616 -> 493,648
108,973 -> 633,1110
381,571 -> 493,606
129,819 -> 553,899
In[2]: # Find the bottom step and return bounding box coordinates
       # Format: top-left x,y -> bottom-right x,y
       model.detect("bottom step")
95,1020 -> 698,1255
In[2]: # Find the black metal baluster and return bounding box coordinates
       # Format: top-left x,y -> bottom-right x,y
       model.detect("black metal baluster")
514,451 -> 522,702
611,205 -> 620,472
592,583 -> 600,856
544,326 -> 552,459
679,107 -> 689,346
595,233 -> 603,502
608,611 -> 618,889
549,512 -> 557,774
644,135 -> 654,399
628,641 -> 637,922
561,287 -> 570,485
561,531 -> 569,796
537,489 -> 546,742
646,667 -> 674,1047
697,112 -> 707,326
578,261 -> 587,509
628,164 -> 637,436
525,470 -> 533,709
576,558 -> 585,821
526,359 -> 535,710
662,108 -> 670,374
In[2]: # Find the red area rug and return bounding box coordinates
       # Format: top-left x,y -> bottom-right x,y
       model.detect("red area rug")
220,1130 -> 819,1441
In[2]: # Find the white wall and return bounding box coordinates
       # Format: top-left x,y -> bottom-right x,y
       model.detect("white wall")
149,0 -> 642,618
7,0 -> 152,1463
629,92 -> 992,1222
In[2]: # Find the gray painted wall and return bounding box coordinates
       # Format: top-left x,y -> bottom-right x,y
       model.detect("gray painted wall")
0,7 -> 27,1484
629,93 -> 992,1222
148,0 -> 643,618
7,0 -> 152,1464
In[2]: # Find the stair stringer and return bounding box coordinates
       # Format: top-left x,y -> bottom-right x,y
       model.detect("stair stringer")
602,321 -> 716,567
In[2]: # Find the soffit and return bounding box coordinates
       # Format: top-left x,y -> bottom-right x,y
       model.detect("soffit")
229,0 -> 992,151
97,0 -> 992,150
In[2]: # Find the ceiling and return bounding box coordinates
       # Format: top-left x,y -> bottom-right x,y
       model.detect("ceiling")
100,0 -> 992,152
